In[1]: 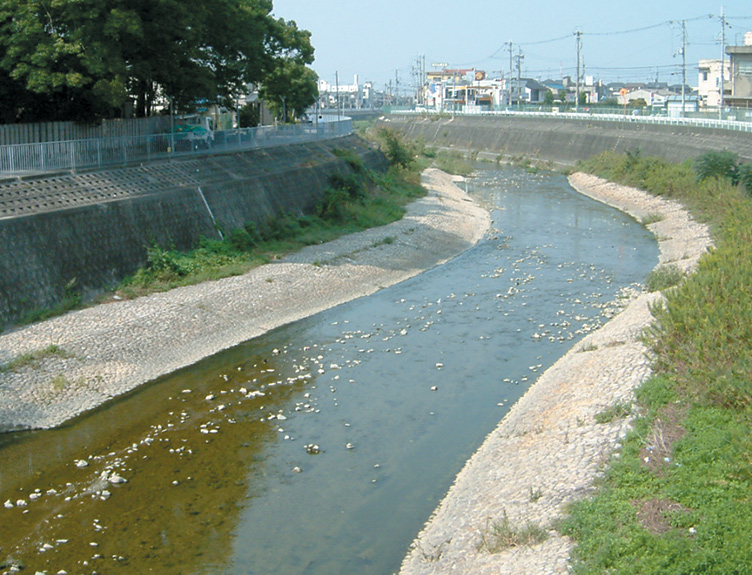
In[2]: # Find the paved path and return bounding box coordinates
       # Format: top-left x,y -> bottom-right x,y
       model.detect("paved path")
398,172 -> 712,574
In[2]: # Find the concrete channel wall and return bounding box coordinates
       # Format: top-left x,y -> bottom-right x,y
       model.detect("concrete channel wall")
382,114 -> 752,165
0,135 -> 388,327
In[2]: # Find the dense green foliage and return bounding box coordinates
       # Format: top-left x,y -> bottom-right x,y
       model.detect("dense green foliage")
561,151 -> 752,573
0,0 -> 315,121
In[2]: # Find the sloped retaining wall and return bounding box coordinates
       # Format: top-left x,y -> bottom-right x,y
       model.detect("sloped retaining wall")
0,135 -> 387,327
382,114 -> 752,165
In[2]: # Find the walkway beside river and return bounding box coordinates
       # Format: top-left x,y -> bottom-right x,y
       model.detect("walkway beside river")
0,168 -> 490,431
399,172 -> 712,574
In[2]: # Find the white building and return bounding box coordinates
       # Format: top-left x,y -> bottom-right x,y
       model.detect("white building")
317,74 -> 373,109
697,59 -> 731,108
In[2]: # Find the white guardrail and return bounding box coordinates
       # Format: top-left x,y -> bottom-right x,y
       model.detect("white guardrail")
391,108 -> 752,134
0,118 -> 353,178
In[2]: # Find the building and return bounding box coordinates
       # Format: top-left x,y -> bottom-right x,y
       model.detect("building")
725,32 -> 752,109
317,74 -> 374,110
698,59 -> 731,108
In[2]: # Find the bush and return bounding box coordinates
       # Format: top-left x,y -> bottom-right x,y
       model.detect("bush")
329,171 -> 366,200
738,163 -> 752,195
377,128 -> 414,169
693,150 -> 739,184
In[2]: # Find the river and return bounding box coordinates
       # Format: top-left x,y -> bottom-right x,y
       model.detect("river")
0,165 -> 658,575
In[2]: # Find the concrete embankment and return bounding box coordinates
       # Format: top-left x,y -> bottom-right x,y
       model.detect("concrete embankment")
0,135 -> 387,327
382,113 -> 752,166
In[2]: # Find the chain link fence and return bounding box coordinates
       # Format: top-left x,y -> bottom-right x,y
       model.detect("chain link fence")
0,118 -> 353,178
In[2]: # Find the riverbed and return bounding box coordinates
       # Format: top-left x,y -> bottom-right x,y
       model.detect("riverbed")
0,166 -> 660,574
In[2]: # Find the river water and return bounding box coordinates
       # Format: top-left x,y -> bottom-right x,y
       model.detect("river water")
0,165 -> 658,575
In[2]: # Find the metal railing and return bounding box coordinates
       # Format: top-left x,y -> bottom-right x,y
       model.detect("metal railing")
390,106 -> 752,134
0,118 -> 353,178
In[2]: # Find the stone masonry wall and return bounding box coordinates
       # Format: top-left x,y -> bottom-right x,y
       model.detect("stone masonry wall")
0,135 -> 388,327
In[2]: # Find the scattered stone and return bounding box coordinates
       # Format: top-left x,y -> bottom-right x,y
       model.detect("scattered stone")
75,459 -> 89,468
108,473 -> 127,485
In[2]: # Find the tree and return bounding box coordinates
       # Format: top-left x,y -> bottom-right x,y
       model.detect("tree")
259,60 -> 318,122
543,90 -> 555,106
0,0 -> 315,122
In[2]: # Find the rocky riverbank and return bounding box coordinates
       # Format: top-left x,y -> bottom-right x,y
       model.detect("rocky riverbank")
0,168 -> 490,431
398,172 -> 712,574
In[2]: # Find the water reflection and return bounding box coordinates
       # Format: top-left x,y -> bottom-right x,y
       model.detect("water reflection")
0,166 -> 658,575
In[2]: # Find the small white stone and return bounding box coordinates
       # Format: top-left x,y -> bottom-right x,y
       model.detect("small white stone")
430,386 -> 438,391
205,394 -> 215,401
108,473 -> 127,485
16,499 -> 27,507
75,459 -> 89,468
3,499 -> 13,508
346,443 -> 355,450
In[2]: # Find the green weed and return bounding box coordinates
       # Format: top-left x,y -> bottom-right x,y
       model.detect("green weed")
565,151 -> 752,573
645,265 -> 685,292
595,402 -> 632,424
478,511 -> 549,553
1,345 -> 72,373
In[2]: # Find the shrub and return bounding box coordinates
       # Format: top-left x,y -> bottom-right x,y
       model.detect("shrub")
738,163 -> 752,195
693,150 -> 739,184
377,128 -> 414,169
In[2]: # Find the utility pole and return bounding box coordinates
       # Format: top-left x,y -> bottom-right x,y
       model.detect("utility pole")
681,20 -> 687,116
516,48 -> 524,109
395,70 -> 400,107
720,7 -> 726,120
575,30 -> 582,113
507,41 -> 513,107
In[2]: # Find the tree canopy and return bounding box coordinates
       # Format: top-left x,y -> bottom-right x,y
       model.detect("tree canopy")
0,0 -> 315,122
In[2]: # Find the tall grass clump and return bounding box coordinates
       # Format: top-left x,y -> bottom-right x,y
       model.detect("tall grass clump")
562,151 -> 752,573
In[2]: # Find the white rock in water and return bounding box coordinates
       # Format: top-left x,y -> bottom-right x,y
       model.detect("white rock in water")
100,490 -> 111,500
205,394 -> 215,401
108,473 -> 127,485
4,499 -> 13,508
16,499 -> 27,507
346,443 -> 355,450
75,459 -> 89,468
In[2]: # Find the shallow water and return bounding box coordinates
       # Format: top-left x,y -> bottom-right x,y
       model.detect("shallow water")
0,166 -> 658,575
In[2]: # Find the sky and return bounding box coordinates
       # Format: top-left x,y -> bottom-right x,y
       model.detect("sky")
271,1 -> 752,91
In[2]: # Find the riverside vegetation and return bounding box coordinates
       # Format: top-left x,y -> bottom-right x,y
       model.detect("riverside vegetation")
111,130 -> 427,299
560,150 -> 752,573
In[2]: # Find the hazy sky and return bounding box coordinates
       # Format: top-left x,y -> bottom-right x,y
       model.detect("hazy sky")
272,1 -> 752,90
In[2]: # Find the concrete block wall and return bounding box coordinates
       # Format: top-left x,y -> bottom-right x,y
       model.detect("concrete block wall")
0,136 -> 388,327
383,114 -> 752,165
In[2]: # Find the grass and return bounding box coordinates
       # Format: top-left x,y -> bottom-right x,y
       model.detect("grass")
1,344 -> 72,373
595,402 -> 633,424
560,151 -> 752,573
478,511 -> 549,553
645,264 -> 685,293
